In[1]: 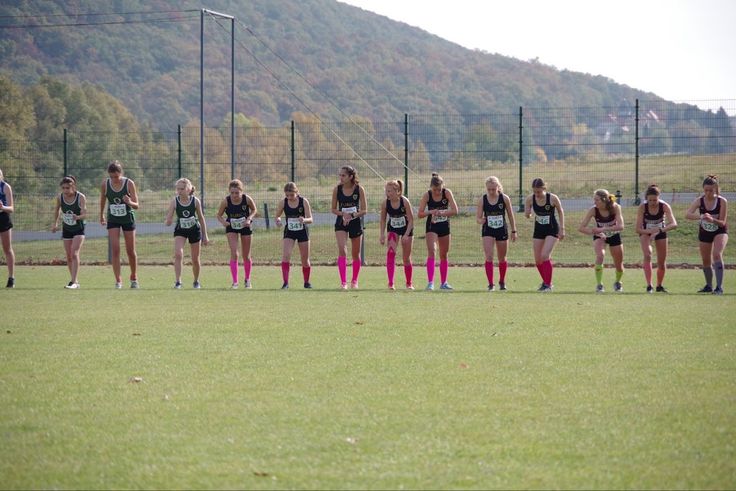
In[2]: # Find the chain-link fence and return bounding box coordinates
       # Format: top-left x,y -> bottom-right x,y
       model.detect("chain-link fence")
3,100 -> 734,265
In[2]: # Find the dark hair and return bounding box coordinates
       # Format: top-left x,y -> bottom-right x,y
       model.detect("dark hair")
60,175 -> 77,188
430,173 -> 444,188
340,165 -> 358,185
107,160 -> 123,174
532,177 -> 546,189
645,184 -> 660,197
703,174 -> 720,195
284,181 -> 299,194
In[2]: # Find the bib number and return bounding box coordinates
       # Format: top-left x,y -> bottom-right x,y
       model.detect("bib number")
179,216 -> 197,229
390,216 -> 407,229
230,217 -> 246,230
287,218 -> 304,231
701,220 -> 719,232
535,215 -> 550,225
62,212 -> 77,226
342,206 -> 357,214
646,221 -> 663,230
433,214 -> 448,223
487,215 -> 504,229
109,203 -> 127,217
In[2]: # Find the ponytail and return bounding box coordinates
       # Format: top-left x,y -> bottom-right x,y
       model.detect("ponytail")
704,174 -> 720,196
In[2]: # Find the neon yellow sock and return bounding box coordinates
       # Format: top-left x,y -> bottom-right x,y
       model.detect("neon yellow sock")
595,265 -> 603,285
615,269 -> 623,283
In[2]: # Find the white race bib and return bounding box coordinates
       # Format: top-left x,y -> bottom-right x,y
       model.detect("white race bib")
62,212 -> 77,226
287,218 -> 304,231
535,215 -> 550,225
109,203 -> 127,217
604,230 -> 616,238
179,216 -> 197,229
433,214 -> 448,223
390,216 -> 407,229
342,206 -> 357,214
487,215 -> 504,229
646,221 -> 663,230
701,219 -> 719,232
230,217 -> 246,230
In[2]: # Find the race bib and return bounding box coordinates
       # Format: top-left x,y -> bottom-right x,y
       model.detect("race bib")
701,220 -> 719,232
433,214 -> 448,223
390,216 -> 407,229
179,216 -> 197,229
604,230 -> 616,238
230,217 -> 246,230
109,203 -> 127,217
342,206 -> 357,214
287,218 -> 304,231
487,215 -> 504,229
62,212 -> 77,226
646,221 -> 663,230
535,215 -> 550,225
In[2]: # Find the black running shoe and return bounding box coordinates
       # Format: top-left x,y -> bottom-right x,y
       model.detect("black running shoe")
304,282 -> 312,289
698,285 -> 713,293
487,283 -> 495,291
713,287 -> 724,295
646,285 -> 653,294
499,282 -> 507,291
6,277 -> 14,288
656,285 -> 668,293
281,282 -> 289,290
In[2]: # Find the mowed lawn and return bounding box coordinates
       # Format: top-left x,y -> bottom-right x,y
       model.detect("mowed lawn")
1,266 -> 735,489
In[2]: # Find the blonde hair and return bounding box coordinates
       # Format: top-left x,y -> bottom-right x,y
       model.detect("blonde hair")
594,188 -> 615,214
485,176 -> 503,194
386,179 -> 403,195
228,179 -> 244,192
430,172 -> 444,188
176,178 -> 195,196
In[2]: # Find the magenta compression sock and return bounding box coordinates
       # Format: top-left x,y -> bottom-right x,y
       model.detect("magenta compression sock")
426,258 -> 435,283
229,260 -> 238,283
244,259 -> 252,281
337,256 -> 347,284
386,249 -> 396,285
404,263 -> 413,286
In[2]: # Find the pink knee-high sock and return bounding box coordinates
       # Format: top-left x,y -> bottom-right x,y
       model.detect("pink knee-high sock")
281,261 -> 290,284
337,256 -> 347,284
244,259 -> 252,281
229,260 -> 238,283
643,261 -> 653,286
426,258 -> 435,283
302,266 -> 311,282
484,261 -> 494,285
440,260 -> 449,284
386,249 -> 396,285
404,263 -> 413,286
542,259 -> 553,286
351,260 -> 361,283
499,260 -> 508,283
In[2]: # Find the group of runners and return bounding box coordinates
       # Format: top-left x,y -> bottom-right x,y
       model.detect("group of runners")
0,163 -> 728,294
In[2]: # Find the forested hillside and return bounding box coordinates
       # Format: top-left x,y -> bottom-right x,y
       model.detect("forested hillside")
2,0 -> 667,129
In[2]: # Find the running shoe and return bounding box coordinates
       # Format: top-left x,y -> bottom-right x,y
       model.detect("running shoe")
713,287 -> 724,295
406,284 -> 415,290
488,284 -> 495,292
596,284 -> 605,293
614,282 -> 623,293
350,281 -> 359,289
193,281 -> 201,289
65,282 -> 80,289
425,282 -> 434,291
130,280 -> 139,289
5,277 -> 14,288
304,282 -> 312,289
281,282 -> 289,290
115,281 -> 123,289
440,282 -> 454,290
698,285 -> 713,293
655,285 -> 668,293
244,279 -> 252,289
498,282 -> 507,291
340,283 -> 348,290
231,282 -> 239,289
174,281 -> 182,289
646,285 -> 653,294
538,284 -> 552,292
388,283 -> 395,290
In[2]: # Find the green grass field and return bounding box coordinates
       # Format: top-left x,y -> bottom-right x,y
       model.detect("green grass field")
1,266 -> 735,489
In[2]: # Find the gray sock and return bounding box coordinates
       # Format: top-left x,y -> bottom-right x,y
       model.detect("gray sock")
714,261 -> 724,289
702,266 -> 713,287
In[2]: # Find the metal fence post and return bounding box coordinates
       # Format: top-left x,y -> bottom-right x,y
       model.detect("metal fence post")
290,120 -> 295,182
177,124 -> 182,179
360,217 -> 366,266
634,98 -> 640,205
518,106 -> 524,211
263,202 -> 270,230
63,128 -> 68,177
404,113 -> 409,196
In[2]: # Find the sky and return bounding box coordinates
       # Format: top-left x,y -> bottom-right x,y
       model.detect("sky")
340,0 -> 735,114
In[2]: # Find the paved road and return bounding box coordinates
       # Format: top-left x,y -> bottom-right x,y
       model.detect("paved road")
13,192 -> 734,241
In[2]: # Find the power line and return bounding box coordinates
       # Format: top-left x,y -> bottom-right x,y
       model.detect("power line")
0,9 -> 200,20
0,15 -> 199,29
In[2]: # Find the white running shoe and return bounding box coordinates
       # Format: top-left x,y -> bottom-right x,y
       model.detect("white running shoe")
231,282 -> 239,289
130,280 -> 139,289
440,282 -> 454,290
65,282 -> 80,289
244,279 -> 252,289
115,282 -> 122,289
426,282 -> 434,291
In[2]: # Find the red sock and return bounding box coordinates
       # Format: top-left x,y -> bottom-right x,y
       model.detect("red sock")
542,260 -> 553,285
484,261 -> 494,285
404,263 -> 413,286
386,249 -> 396,285
244,259 -> 252,281
499,260 -> 508,283
302,266 -> 311,282
281,261 -> 289,284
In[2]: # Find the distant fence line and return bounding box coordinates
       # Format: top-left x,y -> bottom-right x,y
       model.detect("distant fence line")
1,100 -> 734,264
